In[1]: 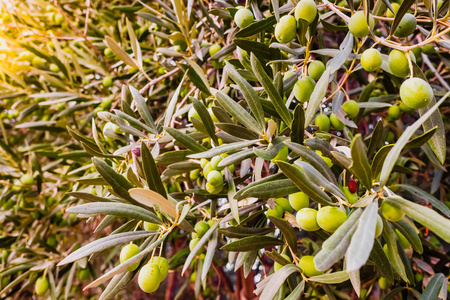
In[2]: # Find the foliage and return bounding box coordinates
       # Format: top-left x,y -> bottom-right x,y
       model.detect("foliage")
1,0 -> 450,299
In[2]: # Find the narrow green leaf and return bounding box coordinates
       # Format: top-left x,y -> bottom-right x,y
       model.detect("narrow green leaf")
164,74 -> 186,128
113,109 -> 156,134
349,134 -> 373,189
129,86 -> 158,133
421,273 -> 446,300
370,239 -> 395,283
381,218 -> 409,283
250,53 -> 292,126
141,142 -> 167,198
187,139 -> 259,159
58,231 -> 156,266
308,271 -> 350,284
192,98 -> 218,144
389,0 -> 416,35
314,209 -> 363,271
259,265 -> 301,300
238,179 -> 298,200
225,61 -> 265,130
215,91 -> 262,134
395,184 -> 450,217
221,236 -> 283,252
67,202 -> 162,224
219,227 -> 274,238
346,200 -> 378,271
386,196 -> 450,243
277,161 -> 335,206
304,68 -> 331,126
164,127 -> 207,153
268,217 -> 297,251
285,141 -> 337,185
104,36 -> 139,69
291,105 -> 305,144
379,96 -> 446,187
93,158 -> 135,203
419,97 -> 446,164
126,18 -> 142,67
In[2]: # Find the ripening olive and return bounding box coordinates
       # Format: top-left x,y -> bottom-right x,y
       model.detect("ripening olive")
393,13 -> 417,37
293,76 -> 315,102
296,208 -> 320,231
308,61 -> 326,80
288,192 -> 309,210
342,100 -> 360,118
234,8 -> 254,28
299,255 -> 323,277
138,263 -> 161,293
348,11 -> 375,38
380,201 -> 404,222
315,114 -> 330,132
361,48 -> 382,72
294,0 -> 318,24
399,77 -> 433,109
120,243 -> 141,271
274,15 -> 297,44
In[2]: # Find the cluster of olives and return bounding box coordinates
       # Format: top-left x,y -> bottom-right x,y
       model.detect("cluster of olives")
190,220 -> 214,252
199,155 -> 234,194
119,243 -> 169,293
314,99 -> 360,132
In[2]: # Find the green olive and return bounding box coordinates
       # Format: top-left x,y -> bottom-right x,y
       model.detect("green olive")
330,113 -> 345,130
274,15 -> 297,44
209,44 -> 222,57
206,182 -> 222,194
380,201 -> 404,222
393,13 -> 417,38
207,170 -> 224,187
274,254 -> 291,272
308,61 -> 325,80
138,263 -> 161,293
386,3 -> 400,18
20,174 -> 34,185
267,204 -> 284,219
315,150 -> 333,168
316,206 -> 347,232
399,77 -> 433,109
194,221 -> 210,237
293,76 -> 315,102
314,114 -> 330,132
294,0 -> 318,24
275,197 -> 294,214
150,256 -> 169,280
360,48 -> 382,72
296,208 -> 320,231
77,268 -> 90,281
395,229 -> 411,249
35,276 -> 49,296
234,8 -> 254,28
342,100 -> 360,118
102,76 -> 113,88
348,11 -> 375,38
299,255 -> 323,277
378,277 -> 388,290
288,192 -> 309,210
343,186 -> 358,204
272,145 -> 289,162
388,105 -> 402,120
120,243 -> 141,271
375,214 -> 383,238
422,44 -> 436,55
388,49 -> 410,78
